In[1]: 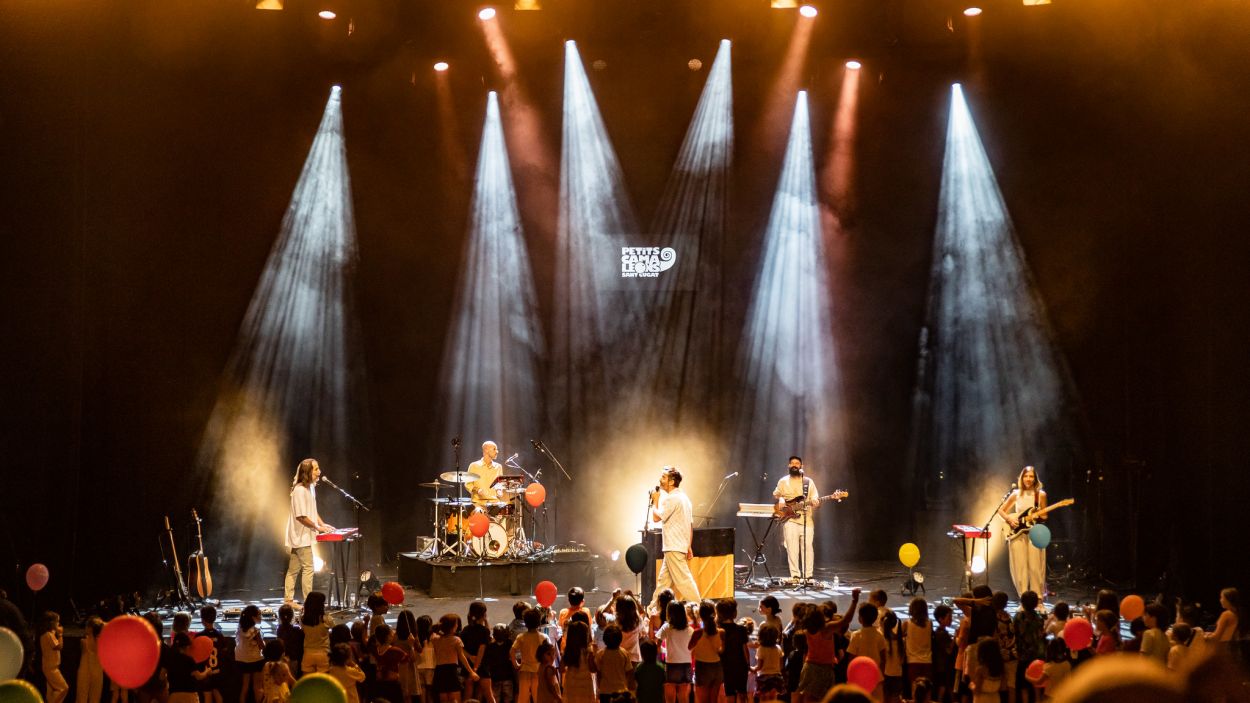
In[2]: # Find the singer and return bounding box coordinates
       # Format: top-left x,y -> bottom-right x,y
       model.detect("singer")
466,440 -> 504,505
998,465 -> 1048,598
650,466 -> 701,603
773,455 -> 820,581
284,458 -> 335,605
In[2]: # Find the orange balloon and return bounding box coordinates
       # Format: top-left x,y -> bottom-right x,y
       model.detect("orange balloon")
1120,595 -> 1145,621
468,512 -> 490,538
525,482 -> 546,507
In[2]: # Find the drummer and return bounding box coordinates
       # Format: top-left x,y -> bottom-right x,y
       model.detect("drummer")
466,440 -> 504,508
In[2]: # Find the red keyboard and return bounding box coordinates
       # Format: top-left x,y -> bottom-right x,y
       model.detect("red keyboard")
317,528 -> 360,542
950,524 -> 990,539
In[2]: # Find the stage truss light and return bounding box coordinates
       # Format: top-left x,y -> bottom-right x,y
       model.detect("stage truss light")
799,5 -> 818,18
255,0 -> 283,10
845,60 -> 862,70
771,0 -> 799,7
514,0 -> 541,8
479,6 -> 497,20
433,61 -> 449,72
964,7 -> 983,16
318,9 -> 336,19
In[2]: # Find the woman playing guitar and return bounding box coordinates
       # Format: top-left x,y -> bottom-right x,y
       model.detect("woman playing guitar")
998,465 -> 1047,599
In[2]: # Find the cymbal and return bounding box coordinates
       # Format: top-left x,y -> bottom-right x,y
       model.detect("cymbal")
440,470 -> 480,483
418,482 -> 442,489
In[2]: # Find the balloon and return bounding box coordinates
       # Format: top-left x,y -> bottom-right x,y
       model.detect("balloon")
0,679 -> 43,703
624,544 -> 649,574
468,512 -> 490,538
98,615 -> 160,689
290,673 -> 347,703
846,656 -> 882,692
535,580 -> 557,608
0,626 -> 23,680
1025,658 -> 1045,684
25,564 -> 49,592
1120,595 -> 1144,622
898,543 -> 921,568
190,635 -> 214,664
525,483 -> 546,508
1028,524 -> 1052,550
381,582 -> 405,606
1063,617 -> 1094,651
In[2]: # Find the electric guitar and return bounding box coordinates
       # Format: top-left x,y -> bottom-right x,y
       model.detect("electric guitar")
164,515 -> 192,606
1005,498 -> 1075,541
188,508 -> 213,599
774,490 -> 849,520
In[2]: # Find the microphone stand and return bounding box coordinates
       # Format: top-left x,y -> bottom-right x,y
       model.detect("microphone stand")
699,475 -> 736,527
976,483 -> 1016,588
534,441 -> 572,550
320,477 -> 370,610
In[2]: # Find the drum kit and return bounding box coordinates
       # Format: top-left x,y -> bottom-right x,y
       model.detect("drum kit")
422,469 -> 543,561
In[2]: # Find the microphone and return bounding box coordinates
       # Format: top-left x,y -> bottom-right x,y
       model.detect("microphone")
724,471 -> 739,480
506,453 -> 519,464
321,475 -> 339,488
530,439 -> 541,450
451,436 -> 461,448
1001,482 -> 1017,500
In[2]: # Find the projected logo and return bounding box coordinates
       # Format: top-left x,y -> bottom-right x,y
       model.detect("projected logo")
621,247 -> 677,278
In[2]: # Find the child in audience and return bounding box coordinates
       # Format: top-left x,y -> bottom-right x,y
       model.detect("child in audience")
1166,623 -> 1193,671
648,589 -> 675,637
513,608 -> 547,703
1140,603 -> 1170,664
868,591 -> 890,632
752,625 -> 785,703
537,642 -> 562,703
1013,592 -> 1045,703
197,606 -> 229,703
40,612 -> 69,703
616,597 -> 644,665
1093,610 -> 1120,655
395,610 -> 423,703
1043,603 -> 1069,638
276,604 -> 304,679
329,643 -> 367,703
909,677 -> 934,703
716,601 -> 749,703
904,598 -> 933,688
367,592 -> 391,641
593,625 -> 635,703
690,602 -> 724,703
236,605 -> 265,703
76,617 -> 105,703
783,603 -> 810,698
1038,638 -> 1070,700
374,623 -> 412,703
846,605 -> 886,700
656,602 -> 692,703
418,615 -> 438,695
634,639 -> 666,703
301,592 -> 333,674
1173,602 -> 1207,659
171,612 -> 192,645
1206,587 -> 1246,642
929,605 -> 954,703
990,592 -> 1018,703
1122,618 -> 1145,653
486,624 -> 517,703
737,616 -> 757,700
511,602 -> 531,640
463,602 -> 494,703
168,633 -> 211,703
880,612 -> 904,703
434,613 -> 480,703
758,597 -> 784,637
970,640 -> 1003,703
262,640 -> 297,703
560,621 -> 595,703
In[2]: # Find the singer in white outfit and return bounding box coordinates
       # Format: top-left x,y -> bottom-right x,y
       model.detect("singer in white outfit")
998,465 -> 1048,598
651,466 -> 701,602
285,458 -> 335,605
773,456 -> 820,580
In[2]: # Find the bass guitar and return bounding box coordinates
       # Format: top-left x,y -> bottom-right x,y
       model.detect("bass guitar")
164,515 -> 192,607
1005,498 -> 1075,541
188,508 -> 213,599
774,490 -> 849,520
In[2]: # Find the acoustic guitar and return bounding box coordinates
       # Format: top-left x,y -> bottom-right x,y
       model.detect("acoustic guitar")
188,508 -> 213,599
1005,498 -> 1075,541
773,490 -> 849,520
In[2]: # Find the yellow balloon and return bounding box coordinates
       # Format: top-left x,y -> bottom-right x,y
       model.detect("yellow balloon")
898,543 -> 921,568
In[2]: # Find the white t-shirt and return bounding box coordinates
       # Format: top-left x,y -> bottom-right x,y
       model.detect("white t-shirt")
656,623 -> 693,664
286,484 -> 319,549
656,488 -> 693,553
905,620 -> 932,663
466,460 -> 503,502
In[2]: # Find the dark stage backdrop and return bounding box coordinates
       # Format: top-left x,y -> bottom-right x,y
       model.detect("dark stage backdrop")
2,0 -> 1249,605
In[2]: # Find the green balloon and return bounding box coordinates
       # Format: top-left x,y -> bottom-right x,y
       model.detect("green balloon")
0,679 -> 44,703
291,673 -> 346,703
625,543 -> 649,574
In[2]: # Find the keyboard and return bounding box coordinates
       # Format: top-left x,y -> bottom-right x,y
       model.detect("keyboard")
949,524 -> 990,539
317,528 -> 361,542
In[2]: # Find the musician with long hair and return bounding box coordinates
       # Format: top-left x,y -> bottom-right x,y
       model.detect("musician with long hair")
285,458 -> 335,605
997,465 -> 1047,599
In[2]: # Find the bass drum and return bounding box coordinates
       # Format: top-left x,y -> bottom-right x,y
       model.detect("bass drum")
468,520 -> 509,559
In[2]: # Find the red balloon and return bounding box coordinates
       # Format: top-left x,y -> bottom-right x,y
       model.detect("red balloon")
190,635 -> 214,664
98,615 -> 161,689
535,580 -> 557,608
381,582 -> 405,606
1120,595 -> 1144,622
25,564 -> 49,592
525,483 -> 546,508
1063,617 -> 1094,651
1025,658 -> 1045,684
846,656 -> 882,692
468,513 -> 490,538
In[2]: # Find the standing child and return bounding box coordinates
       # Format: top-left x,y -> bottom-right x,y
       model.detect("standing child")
928,605 -> 954,703
593,625 -> 635,703
1093,610 -> 1120,655
262,640 -> 297,703
301,592 -> 333,674
537,643 -> 562,703
197,606 -> 230,703
752,625 -> 785,703
485,625 -> 517,703
758,598 -> 784,640
690,602 -> 724,703
656,603 -> 692,703
433,614 -> 480,703
716,601 -> 749,703
1013,592 -> 1046,703
395,611 -> 423,703
1043,603 -> 1069,639
275,604 -> 304,679
168,634 -> 210,703
990,592 -> 1018,703
171,613 -> 192,645
845,605 -> 886,701
880,612 -> 904,703
418,615 -> 438,697
560,621 -> 595,703
463,602 -> 493,703
635,640 -> 665,703
1140,604 -> 1170,665
904,598 -> 933,690
1038,638 -> 1071,700
1166,624 -> 1193,672
328,643 -> 367,703
513,608 -> 547,703
76,617 -> 105,703
236,606 -> 265,703
373,624 -> 413,703
970,640 -> 1002,703
40,612 -> 69,703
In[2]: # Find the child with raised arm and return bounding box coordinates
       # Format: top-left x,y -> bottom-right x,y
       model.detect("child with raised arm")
40,611 -> 69,703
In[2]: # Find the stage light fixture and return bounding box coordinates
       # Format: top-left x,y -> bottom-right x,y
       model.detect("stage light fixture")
845,60 -> 862,70
963,7 -> 983,16
514,0 -> 541,8
255,0 -> 283,10
318,9 -> 336,19
592,59 -> 607,71
688,58 -> 703,71
799,5 -> 818,18
478,7 -> 497,20
970,555 -> 987,574
433,61 -> 449,72
771,0 -> 799,7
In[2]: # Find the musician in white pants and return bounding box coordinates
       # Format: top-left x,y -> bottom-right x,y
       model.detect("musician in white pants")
998,465 -> 1048,598
285,458 -> 335,604
773,456 -> 820,581
651,466 -> 701,602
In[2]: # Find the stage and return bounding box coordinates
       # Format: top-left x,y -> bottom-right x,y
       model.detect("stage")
397,551 -> 597,598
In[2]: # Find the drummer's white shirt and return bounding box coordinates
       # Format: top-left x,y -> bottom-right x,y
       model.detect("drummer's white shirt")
467,459 -> 503,502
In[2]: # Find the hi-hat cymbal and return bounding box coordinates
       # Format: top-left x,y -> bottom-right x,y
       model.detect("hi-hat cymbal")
440,470 -> 480,483
418,482 -> 442,489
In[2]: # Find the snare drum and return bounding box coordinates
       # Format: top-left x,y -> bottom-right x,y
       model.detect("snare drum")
468,519 -> 510,559
483,501 -> 514,518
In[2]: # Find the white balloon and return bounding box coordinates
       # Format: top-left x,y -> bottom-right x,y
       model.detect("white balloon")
0,626 -> 24,679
